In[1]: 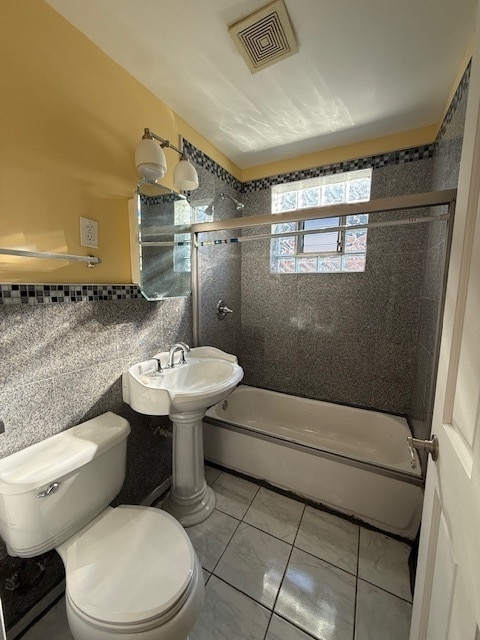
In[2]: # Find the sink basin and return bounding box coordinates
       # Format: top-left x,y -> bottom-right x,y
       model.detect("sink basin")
122,346 -> 244,415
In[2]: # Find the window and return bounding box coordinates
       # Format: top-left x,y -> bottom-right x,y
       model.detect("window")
270,169 -> 372,273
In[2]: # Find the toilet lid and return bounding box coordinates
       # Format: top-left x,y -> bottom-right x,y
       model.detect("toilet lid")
65,506 -> 195,626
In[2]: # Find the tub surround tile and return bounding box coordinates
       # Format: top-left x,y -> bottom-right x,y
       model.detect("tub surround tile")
214,522 -> 292,608
211,472 -> 260,519
244,487 -> 305,544
355,579 -> 412,640
185,509 -> 239,572
295,506 -> 359,576
358,529 -> 412,602
275,547 -> 356,640
190,575 -> 270,640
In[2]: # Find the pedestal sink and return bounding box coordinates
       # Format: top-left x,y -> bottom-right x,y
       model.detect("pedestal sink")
122,346 -> 243,526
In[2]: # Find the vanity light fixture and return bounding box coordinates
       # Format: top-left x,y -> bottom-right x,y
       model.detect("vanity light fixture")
135,128 -> 199,191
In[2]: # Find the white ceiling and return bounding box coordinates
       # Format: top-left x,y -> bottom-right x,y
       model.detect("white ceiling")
45,0 -> 477,169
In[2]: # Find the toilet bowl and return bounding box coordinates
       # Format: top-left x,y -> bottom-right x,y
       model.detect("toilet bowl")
59,506 -> 203,640
0,413 -> 204,640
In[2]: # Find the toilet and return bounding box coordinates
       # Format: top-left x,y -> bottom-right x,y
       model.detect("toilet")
0,412 -> 204,640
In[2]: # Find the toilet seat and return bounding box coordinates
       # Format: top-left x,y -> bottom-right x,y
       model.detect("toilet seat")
63,505 -> 195,628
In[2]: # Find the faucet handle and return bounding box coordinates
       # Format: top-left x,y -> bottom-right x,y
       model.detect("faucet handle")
217,300 -> 233,318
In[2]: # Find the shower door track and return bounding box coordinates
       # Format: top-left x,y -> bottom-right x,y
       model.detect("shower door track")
191,189 -> 457,345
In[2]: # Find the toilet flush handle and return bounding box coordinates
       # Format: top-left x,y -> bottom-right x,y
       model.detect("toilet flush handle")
37,482 -> 60,498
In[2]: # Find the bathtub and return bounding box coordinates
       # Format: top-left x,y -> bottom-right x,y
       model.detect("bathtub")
203,385 -> 423,539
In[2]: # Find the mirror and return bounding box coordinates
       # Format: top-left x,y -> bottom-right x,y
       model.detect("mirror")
135,182 -> 193,300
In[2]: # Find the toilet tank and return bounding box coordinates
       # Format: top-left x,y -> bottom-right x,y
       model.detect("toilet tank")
0,412 -> 131,557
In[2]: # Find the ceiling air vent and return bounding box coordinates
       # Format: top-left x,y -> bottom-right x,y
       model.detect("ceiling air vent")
228,0 -> 298,74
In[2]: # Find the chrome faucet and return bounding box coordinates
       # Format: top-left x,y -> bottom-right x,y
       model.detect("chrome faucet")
168,342 -> 190,368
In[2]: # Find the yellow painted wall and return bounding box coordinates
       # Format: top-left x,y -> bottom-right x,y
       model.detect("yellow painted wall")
0,0 -> 240,284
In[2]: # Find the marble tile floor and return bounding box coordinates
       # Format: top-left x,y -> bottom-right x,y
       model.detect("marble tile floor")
18,466 -> 413,640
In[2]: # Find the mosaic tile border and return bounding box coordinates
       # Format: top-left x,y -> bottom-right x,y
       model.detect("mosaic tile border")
139,192 -> 184,206
184,59 -> 471,194
241,146 -> 436,193
182,141 -> 243,192
436,60 -> 471,142
0,284 -> 143,305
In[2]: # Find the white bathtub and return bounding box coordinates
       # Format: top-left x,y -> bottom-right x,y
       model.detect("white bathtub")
203,385 -> 424,539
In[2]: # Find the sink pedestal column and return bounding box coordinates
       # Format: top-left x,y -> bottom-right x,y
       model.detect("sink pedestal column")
162,409 -> 216,527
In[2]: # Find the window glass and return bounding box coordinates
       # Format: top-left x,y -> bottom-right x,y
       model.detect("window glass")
270,169 -> 372,274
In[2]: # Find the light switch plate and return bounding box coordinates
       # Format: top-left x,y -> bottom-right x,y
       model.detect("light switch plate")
80,217 -> 98,248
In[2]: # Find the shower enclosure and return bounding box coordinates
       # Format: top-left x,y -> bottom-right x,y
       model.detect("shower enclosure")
191,189 -> 456,475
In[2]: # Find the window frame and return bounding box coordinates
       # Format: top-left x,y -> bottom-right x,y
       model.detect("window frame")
270,170 -> 372,274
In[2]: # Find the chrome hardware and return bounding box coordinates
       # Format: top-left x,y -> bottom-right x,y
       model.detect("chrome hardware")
168,342 -> 190,368
407,435 -> 439,468
37,482 -> 59,498
154,357 -> 163,373
217,300 -> 233,318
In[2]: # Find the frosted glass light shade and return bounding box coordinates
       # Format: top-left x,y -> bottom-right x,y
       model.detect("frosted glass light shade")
135,138 -> 167,181
173,158 -> 199,191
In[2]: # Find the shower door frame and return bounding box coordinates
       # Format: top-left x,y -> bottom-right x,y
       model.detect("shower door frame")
191,189 -> 457,346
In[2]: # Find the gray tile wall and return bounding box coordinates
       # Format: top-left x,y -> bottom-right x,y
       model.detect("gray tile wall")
190,166 -> 243,355
408,80 -> 469,462
235,159 -> 435,412
0,295 -> 192,630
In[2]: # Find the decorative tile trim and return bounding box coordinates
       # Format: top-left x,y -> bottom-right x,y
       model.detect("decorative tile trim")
182,140 -> 243,191
139,193 -> 182,206
436,60 -> 471,142
241,146 -> 436,193
0,284 -> 143,305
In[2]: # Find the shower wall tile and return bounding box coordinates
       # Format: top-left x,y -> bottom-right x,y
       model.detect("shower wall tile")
370,159 -> 434,199
406,67 -> 469,448
422,241 -> 447,302
236,157 -> 434,413
192,164 -> 243,353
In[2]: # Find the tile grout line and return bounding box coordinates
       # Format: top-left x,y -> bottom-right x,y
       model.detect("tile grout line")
264,502 -> 307,638
207,471 -> 260,576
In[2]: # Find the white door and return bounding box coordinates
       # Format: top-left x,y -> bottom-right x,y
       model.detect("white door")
409,3 -> 480,638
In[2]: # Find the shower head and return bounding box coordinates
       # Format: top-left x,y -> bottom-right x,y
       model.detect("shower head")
220,192 -> 244,211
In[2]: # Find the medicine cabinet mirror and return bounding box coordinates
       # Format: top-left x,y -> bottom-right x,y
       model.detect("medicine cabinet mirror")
133,181 -> 193,300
